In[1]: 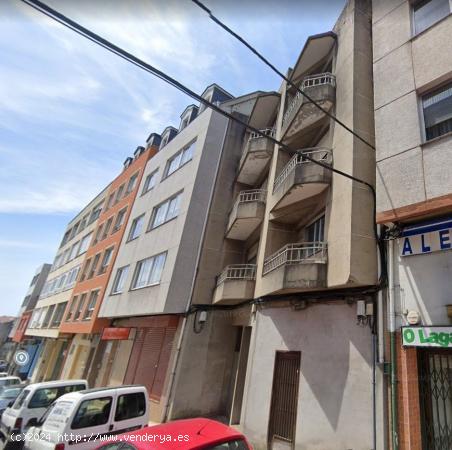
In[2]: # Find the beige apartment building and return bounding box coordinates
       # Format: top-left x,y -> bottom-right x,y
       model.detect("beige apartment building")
373,1 -> 452,449
25,190 -> 107,381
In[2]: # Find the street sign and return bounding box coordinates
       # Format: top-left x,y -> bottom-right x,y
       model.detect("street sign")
402,326 -> 452,348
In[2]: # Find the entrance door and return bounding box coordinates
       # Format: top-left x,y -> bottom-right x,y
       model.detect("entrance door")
419,350 -> 452,450
268,351 -> 301,450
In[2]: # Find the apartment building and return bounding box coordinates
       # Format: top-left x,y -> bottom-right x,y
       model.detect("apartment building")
10,263 -> 51,379
58,144 -> 157,382
96,84 -> 266,422
25,189 -> 107,382
373,1 -> 452,449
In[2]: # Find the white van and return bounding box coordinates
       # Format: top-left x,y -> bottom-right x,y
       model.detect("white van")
25,385 -> 149,450
0,377 -> 21,393
0,380 -> 87,447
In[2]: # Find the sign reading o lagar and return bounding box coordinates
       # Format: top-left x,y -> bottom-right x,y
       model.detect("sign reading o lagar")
402,327 -> 452,348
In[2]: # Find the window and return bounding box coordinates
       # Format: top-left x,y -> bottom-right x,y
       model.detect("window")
71,397 -> 112,429
107,192 -> 115,210
306,215 -> 325,242
66,297 -> 77,321
413,0 -> 450,35
93,223 -> 104,245
112,208 -> 127,233
29,387 -> 59,409
149,192 -> 182,229
79,214 -> 89,232
80,258 -> 91,282
69,222 -> 80,240
164,142 -> 195,178
142,170 -> 158,194
88,202 -> 103,224
111,266 -> 129,294
41,305 -> 55,328
50,302 -> 67,328
126,173 -> 138,195
101,217 -> 113,240
74,293 -> 87,321
13,389 -> 30,410
115,184 -> 125,203
77,233 -> 92,256
65,265 -> 80,288
68,242 -> 79,261
98,247 -> 114,274
422,82 -> 452,141
160,134 -> 169,149
114,392 -> 146,421
83,291 -> 99,320
62,248 -> 70,265
128,214 -> 144,241
131,252 -> 167,289
88,253 -> 101,279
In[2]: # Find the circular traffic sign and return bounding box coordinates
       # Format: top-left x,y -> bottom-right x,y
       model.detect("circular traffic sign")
14,350 -> 30,366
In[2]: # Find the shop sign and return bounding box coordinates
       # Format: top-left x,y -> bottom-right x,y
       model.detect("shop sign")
399,217 -> 452,257
101,327 -> 132,340
402,326 -> 452,348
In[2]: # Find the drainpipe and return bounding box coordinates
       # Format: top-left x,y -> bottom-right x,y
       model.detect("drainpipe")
388,238 -> 399,450
163,112 -> 230,422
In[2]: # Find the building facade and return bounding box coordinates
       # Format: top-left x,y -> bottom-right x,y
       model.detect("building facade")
25,189 -> 108,382
58,143 -> 157,383
373,0 -> 452,449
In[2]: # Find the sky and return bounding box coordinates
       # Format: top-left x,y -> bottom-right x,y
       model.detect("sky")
0,0 -> 345,316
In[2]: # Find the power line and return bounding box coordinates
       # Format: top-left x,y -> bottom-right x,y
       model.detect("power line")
20,0 -> 385,285
191,0 -> 376,152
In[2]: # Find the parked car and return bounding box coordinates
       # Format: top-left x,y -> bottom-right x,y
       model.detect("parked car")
0,379 -> 87,448
0,386 -> 26,418
96,418 -> 252,450
0,361 -> 8,372
0,373 -> 9,378
24,385 -> 149,450
0,377 -> 21,394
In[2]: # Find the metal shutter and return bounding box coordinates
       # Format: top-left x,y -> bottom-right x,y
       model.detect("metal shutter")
124,328 -> 145,384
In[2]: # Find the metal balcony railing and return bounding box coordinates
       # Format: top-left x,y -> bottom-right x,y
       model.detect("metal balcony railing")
263,242 -> 327,275
273,148 -> 332,193
217,264 -> 257,286
282,72 -> 336,127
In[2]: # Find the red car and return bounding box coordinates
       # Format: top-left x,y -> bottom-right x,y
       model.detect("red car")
96,418 -> 252,450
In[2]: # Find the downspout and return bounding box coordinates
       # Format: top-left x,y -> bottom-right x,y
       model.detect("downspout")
163,112 -> 230,422
388,238 -> 399,450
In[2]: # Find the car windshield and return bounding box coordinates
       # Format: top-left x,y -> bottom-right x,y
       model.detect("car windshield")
0,387 -> 22,399
13,388 -> 30,409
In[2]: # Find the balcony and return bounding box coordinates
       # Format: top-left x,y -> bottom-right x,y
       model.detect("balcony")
237,129 -> 274,185
213,264 -> 256,305
272,148 -> 332,218
261,242 -> 327,295
226,190 -> 266,240
281,73 -> 336,147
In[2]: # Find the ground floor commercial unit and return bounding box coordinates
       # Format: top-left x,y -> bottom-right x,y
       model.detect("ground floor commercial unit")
12,338 -> 44,380
387,215 -> 452,450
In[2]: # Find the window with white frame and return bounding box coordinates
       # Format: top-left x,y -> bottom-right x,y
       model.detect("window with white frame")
413,0 -> 450,35
149,192 -> 182,230
50,302 -> 67,328
306,215 -> 325,242
77,233 -> 92,256
422,82 -> 452,141
112,207 -> 127,233
131,252 -> 167,289
42,305 -> 55,328
111,266 -> 130,294
126,173 -> 139,195
101,217 -> 113,240
66,296 -> 77,321
68,242 -> 79,261
83,290 -> 99,320
142,170 -> 158,194
88,253 -> 101,279
128,214 -> 145,241
74,293 -> 87,321
88,202 -> 103,224
163,141 -> 195,178
115,184 -> 125,203
98,247 -> 114,274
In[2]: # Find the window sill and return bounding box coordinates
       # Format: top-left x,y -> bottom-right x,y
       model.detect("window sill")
161,159 -> 192,182
126,236 -> 140,243
130,282 -> 160,292
421,131 -> 452,148
147,215 -> 178,232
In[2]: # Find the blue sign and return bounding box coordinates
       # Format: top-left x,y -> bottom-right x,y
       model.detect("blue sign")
400,217 -> 452,257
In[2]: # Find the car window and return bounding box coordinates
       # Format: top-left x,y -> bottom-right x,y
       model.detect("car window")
60,384 -> 86,395
29,388 -> 59,409
13,389 -> 30,409
71,397 -> 112,430
204,439 -> 249,450
114,392 -> 145,422
1,388 -> 22,399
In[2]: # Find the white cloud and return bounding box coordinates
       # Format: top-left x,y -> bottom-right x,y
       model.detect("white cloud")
0,239 -> 46,249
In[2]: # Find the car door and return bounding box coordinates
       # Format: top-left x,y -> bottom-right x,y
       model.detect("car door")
110,390 -> 148,435
69,394 -> 117,450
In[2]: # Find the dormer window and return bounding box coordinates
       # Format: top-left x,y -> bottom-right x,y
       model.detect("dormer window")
180,116 -> 190,131
160,135 -> 169,149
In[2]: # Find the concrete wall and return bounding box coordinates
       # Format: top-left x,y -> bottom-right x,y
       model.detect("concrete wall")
373,0 -> 452,221
241,302 -> 373,450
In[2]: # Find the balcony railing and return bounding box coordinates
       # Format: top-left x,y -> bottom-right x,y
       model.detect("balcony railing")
263,242 -> 327,275
231,189 -> 266,211
273,148 -> 332,193
249,128 -> 275,140
282,73 -> 336,127
217,264 -> 257,286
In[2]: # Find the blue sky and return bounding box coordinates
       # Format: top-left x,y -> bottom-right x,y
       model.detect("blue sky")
0,0 -> 344,316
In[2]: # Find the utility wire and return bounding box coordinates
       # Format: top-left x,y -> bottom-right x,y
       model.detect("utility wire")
20,0 -> 386,286
191,0 -> 376,152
